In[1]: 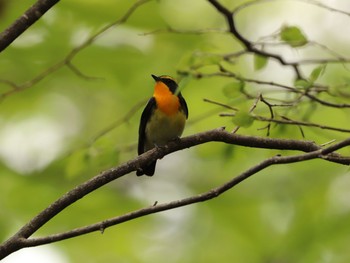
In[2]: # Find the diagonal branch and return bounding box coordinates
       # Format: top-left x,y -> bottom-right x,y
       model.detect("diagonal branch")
0,0 -> 60,53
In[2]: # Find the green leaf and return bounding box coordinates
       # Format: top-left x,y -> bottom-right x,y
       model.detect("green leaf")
233,111 -> 254,128
222,81 -> 245,98
309,64 -> 326,83
280,26 -> 308,47
294,78 -> 311,89
254,54 -> 268,71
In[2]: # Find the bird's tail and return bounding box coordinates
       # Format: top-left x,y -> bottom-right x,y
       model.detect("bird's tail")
136,161 -> 157,176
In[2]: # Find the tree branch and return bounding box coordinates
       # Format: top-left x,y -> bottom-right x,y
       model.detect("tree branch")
1,127 -> 350,259
0,0 -> 60,53
14,149 -> 333,247
207,0 -> 303,78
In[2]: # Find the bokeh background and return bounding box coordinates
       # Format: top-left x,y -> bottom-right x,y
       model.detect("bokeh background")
1,0 -> 350,262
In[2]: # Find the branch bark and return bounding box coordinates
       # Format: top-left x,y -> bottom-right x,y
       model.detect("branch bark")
0,0 -> 60,53
1,127 -> 350,259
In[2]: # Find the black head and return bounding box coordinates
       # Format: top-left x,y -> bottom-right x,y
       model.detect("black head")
151,74 -> 178,94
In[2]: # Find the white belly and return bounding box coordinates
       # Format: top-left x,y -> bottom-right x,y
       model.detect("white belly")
145,109 -> 186,150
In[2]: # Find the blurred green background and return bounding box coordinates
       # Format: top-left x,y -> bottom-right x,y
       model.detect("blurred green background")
1,0 -> 350,262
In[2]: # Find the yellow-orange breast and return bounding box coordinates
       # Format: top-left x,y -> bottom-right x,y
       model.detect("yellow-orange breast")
153,81 -> 180,116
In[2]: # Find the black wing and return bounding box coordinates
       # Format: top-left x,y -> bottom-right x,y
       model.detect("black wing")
138,97 -> 156,155
178,93 -> 188,119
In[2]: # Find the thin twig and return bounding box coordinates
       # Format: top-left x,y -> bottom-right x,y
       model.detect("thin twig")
203,98 -> 239,111
254,115 -> 350,134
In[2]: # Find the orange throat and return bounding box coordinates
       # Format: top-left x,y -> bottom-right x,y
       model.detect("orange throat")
153,82 -> 180,115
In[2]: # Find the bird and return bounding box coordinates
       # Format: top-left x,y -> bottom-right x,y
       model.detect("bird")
137,74 -> 188,176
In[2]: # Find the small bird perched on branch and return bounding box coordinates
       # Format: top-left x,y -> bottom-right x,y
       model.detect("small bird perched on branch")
137,74 -> 188,176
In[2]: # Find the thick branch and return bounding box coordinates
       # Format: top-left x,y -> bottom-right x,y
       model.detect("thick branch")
0,0 -> 60,52
1,128 -> 350,258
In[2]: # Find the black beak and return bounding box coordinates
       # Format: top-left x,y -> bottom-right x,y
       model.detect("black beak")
151,74 -> 160,82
